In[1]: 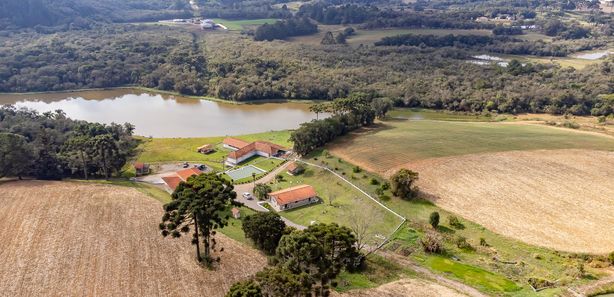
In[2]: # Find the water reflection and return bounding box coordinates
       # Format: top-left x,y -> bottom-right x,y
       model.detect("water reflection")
0,89 -> 323,138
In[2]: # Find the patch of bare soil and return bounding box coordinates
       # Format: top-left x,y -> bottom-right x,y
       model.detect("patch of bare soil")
333,278 -> 468,297
386,149 -> 614,254
0,181 -> 266,297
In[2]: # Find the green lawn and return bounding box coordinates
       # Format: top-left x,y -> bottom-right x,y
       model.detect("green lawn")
420,256 -> 521,293
329,111 -> 614,172
267,165 -> 404,247
135,130 -> 292,171
212,18 -> 278,31
335,254 -> 416,292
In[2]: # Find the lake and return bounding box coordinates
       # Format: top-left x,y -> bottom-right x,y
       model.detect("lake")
0,89 -> 322,137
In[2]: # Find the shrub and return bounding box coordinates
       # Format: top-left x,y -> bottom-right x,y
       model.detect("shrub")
429,212 -> 440,229
449,216 -> 465,229
370,178 -> 380,185
528,278 -> 554,290
455,236 -> 473,250
381,182 -> 390,190
607,252 -> 614,265
562,121 -> 580,129
352,166 -> 362,173
375,187 -> 384,196
421,231 -> 443,254
479,237 -> 488,247
390,169 -> 419,199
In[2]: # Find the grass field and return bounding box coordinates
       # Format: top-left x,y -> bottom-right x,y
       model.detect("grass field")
212,18 -> 278,31
135,130 -> 292,171
328,112 -> 614,173
289,27 -> 491,46
0,181 -> 266,297
266,165 -> 404,247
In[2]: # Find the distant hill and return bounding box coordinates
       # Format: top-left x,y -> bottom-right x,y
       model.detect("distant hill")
0,0 -> 192,30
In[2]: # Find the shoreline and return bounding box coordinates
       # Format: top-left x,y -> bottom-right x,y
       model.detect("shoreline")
0,86 -> 326,105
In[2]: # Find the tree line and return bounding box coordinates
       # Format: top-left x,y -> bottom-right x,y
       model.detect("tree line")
375,34 -> 496,47
253,17 -> 318,41
0,106 -> 137,180
228,211 -> 364,297
290,94 -> 395,156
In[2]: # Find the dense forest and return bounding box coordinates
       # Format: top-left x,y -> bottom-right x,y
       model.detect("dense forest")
0,106 -> 137,180
0,0 -> 192,30
0,0 -> 613,116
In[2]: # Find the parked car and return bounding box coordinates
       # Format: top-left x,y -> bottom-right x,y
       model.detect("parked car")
242,192 -> 253,200
197,164 -> 206,171
182,162 -> 189,168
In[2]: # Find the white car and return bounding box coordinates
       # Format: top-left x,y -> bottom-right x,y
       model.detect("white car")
242,192 -> 253,200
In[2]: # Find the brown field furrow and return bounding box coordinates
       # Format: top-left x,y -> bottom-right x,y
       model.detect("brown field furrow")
0,181 -> 266,297
385,149 -> 614,254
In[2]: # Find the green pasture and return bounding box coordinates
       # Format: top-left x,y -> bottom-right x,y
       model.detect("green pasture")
135,130 -> 292,171
329,110 -> 614,172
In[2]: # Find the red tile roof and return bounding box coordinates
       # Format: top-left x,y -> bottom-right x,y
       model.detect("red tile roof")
231,207 -> 240,215
176,168 -> 202,181
223,137 -> 250,149
269,185 -> 317,206
134,162 -> 145,170
228,141 -> 286,160
287,162 -> 299,172
161,176 -> 181,191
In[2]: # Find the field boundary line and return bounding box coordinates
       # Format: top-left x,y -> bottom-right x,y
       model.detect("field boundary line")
296,159 -> 406,221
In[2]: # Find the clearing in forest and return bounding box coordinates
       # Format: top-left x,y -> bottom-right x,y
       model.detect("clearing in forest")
0,181 -> 266,297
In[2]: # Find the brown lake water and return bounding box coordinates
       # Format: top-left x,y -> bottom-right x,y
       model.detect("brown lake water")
0,89 -> 322,137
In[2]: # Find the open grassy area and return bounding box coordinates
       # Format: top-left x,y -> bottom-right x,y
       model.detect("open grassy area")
303,149 -> 606,296
289,27 -> 491,46
212,18 -> 278,31
266,164 -> 404,247
135,130 -> 292,171
328,110 -> 614,173
335,254 -> 415,292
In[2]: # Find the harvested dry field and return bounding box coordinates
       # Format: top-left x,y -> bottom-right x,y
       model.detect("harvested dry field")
334,278 -> 468,297
386,149 -> 614,254
0,181 -> 266,297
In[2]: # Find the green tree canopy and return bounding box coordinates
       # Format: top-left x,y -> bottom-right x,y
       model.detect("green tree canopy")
0,133 -> 33,179
390,168 -> 419,199
225,280 -> 263,297
243,212 -> 286,255
160,173 -> 237,263
253,183 -> 272,200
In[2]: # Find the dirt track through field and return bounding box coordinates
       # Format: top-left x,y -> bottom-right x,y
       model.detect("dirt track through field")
386,149 -> 614,254
0,181 -> 266,297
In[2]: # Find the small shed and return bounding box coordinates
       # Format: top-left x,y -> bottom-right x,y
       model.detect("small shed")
231,207 -> 241,219
286,162 -> 303,175
134,162 -> 150,176
197,144 -> 215,154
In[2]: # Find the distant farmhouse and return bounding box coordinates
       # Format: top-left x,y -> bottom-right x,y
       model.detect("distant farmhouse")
223,137 -> 288,166
133,162 -> 150,176
161,167 -> 202,192
268,184 -> 318,211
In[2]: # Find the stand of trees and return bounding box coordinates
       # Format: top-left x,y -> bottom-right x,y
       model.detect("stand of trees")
0,106 -> 137,180
160,173 -> 238,264
375,34 -> 495,47
254,18 -> 318,41
290,94 -> 376,156
226,223 -> 363,297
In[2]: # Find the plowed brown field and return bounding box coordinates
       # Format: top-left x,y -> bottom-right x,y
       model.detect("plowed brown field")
0,181 -> 266,297
386,149 -> 614,254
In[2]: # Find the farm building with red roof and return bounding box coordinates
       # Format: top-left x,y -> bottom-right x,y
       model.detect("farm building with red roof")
223,137 -> 288,166
268,184 -> 318,211
161,168 -> 203,192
